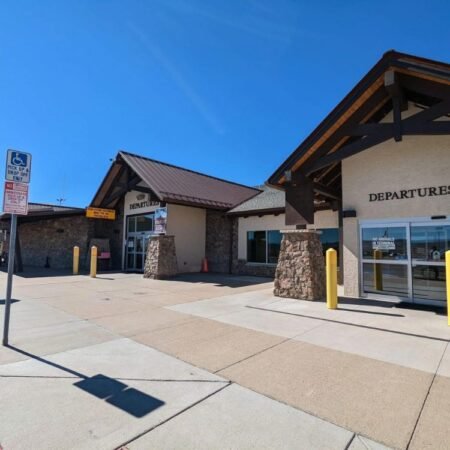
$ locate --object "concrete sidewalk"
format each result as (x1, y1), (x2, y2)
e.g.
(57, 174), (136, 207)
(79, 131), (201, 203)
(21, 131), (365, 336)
(1, 271), (448, 449)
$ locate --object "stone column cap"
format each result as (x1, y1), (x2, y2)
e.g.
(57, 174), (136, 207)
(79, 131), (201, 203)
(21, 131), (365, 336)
(280, 229), (322, 235)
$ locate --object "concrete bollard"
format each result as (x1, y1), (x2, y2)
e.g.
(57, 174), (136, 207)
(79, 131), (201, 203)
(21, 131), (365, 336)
(73, 246), (79, 275)
(90, 246), (97, 278)
(326, 248), (338, 309)
(446, 250), (450, 327)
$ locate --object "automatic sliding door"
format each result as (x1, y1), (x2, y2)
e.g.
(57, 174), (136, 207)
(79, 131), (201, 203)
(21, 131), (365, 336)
(361, 225), (409, 298)
(411, 224), (449, 304)
(126, 236), (136, 271)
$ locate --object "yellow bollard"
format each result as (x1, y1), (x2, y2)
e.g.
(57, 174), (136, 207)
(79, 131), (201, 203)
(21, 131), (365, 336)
(374, 249), (383, 291)
(73, 246), (79, 275)
(90, 246), (97, 278)
(446, 250), (450, 327)
(326, 248), (338, 309)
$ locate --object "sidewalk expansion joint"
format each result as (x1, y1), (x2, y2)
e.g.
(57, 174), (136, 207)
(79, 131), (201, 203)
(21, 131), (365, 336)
(114, 381), (233, 450)
(246, 305), (450, 343)
(0, 374), (228, 383)
(406, 340), (449, 450)
(343, 433), (356, 450)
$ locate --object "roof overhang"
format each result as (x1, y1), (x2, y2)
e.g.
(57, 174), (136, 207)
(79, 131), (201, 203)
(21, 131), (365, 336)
(267, 51), (450, 193)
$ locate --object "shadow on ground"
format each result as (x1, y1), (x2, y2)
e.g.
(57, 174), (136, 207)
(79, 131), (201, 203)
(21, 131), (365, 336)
(169, 273), (273, 288)
(5, 345), (165, 418)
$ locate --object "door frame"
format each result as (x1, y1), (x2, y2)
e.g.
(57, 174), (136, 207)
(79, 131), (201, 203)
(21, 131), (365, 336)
(359, 216), (449, 306)
(124, 213), (156, 273)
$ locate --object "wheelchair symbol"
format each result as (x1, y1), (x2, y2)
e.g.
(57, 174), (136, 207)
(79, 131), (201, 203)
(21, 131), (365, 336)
(11, 152), (27, 167)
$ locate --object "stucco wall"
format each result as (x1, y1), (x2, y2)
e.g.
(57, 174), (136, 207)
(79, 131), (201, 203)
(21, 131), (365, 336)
(166, 204), (206, 273)
(342, 133), (450, 296)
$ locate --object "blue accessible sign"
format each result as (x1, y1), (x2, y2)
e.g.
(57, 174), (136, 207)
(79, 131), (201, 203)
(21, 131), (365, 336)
(5, 149), (32, 183)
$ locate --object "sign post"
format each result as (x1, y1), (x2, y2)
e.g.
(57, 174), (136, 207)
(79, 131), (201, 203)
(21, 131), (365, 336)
(2, 149), (31, 346)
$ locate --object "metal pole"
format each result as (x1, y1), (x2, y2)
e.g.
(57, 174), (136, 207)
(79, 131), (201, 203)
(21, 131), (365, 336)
(3, 213), (17, 346)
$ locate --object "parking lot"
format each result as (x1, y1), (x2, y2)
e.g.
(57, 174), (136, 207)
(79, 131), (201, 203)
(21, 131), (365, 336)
(1, 271), (449, 450)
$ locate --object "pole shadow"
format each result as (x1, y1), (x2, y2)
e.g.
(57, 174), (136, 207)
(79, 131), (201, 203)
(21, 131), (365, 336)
(5, 345), (165, 418)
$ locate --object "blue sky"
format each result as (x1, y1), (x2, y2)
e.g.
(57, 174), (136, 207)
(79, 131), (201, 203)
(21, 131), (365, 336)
(0, 1), (448, 207)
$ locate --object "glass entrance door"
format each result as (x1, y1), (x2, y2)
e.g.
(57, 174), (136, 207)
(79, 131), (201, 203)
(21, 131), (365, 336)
(126, 235), (148, 271)
(360, 220), (449, 305)
(360, 224), (409, 298)
(411, 224), (450, 303)
(125, 213), (154, 272)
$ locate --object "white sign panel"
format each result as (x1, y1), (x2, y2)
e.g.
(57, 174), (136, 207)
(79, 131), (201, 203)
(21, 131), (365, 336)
(154, 207), (167, 234)
(372, 237), (396, 251)
(6, 149), (32, 183)
(3, 181), (29, 215)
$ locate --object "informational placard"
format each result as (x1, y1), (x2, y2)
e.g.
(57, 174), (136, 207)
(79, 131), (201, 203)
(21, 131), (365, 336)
(5, 150), (32, 183)
(372, 237), (395, 251)
(3, 181), (29, 215)
(154, 207), (167, 234)
(86, 207), (116, 220)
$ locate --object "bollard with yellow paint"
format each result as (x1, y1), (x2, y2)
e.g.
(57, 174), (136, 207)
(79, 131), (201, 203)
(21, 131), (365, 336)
(373, 249), (383, 291)
(446, 250), (450, 326)
(73, 246), (79, 275)
(326, 248), (338, 309)
(90, 246), (97, 278)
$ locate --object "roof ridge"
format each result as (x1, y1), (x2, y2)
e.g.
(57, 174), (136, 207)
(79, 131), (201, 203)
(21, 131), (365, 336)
(118, 150), (259, 192)
(29, 202), (84, 210)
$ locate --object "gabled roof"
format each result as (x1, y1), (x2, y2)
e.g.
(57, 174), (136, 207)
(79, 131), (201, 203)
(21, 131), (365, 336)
(267, 50), (450, 190)
(92, 151), (260, 210)
(228, 185), (285, 216)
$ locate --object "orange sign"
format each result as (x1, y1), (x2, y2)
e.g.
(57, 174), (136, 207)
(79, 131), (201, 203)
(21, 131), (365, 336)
(86, 207), (116, 220)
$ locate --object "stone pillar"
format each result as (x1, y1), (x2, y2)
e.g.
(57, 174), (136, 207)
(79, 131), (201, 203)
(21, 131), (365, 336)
(143, 235), (178, 279)
(274, 230), (325, 301)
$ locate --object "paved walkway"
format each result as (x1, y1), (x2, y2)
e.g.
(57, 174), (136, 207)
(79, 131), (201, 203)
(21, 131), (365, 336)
(0, 271), (448, 449)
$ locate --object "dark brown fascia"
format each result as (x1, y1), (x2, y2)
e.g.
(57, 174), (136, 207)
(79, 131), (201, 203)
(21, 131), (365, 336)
(267, 50), (450, 187)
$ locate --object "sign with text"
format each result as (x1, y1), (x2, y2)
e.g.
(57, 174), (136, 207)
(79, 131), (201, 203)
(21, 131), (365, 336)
(154, 207), (167, 234)
(372, 237), (395, 251)
(86, 207), (116, 220)
(5, 150), (32, 183)
(369, 185), (450, 202)
(3, 181), (29, 215)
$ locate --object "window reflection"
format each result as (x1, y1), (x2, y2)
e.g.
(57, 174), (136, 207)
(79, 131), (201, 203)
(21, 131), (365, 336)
(363, 263), (409, 297)
(361, 227), (408, 260)
(411, 225), (450, 262)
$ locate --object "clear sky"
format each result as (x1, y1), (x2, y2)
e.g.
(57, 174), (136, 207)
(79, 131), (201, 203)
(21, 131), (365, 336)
(0, 1), (448, 207)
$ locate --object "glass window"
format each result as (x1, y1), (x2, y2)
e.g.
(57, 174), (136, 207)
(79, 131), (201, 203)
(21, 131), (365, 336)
(136, 214), (154, 232)
(411, 225), (450, 262)
(362, 263), (409, 297)
(127, 216), (136, 233)
(361, 227), (408, 261)
(267, 230), (282, 264)
(247, 231), (267, 263)
(413, 265), (446, 301)
(317, 228), (339, 259)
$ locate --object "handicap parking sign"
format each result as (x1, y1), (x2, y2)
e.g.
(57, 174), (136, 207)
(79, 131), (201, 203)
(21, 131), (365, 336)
(6, 149), (32, 183)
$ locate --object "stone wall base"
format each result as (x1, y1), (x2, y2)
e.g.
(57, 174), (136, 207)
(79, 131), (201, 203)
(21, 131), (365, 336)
(144, 235), (178, 279)
(274, 230), (325, 301)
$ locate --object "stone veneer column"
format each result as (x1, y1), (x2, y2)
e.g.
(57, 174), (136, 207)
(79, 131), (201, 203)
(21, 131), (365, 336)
(143, 235), (178, 279)
(274, 230), (325, 301)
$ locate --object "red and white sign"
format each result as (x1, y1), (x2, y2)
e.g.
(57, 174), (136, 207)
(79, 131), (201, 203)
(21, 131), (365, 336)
(3, 181), (29, 215)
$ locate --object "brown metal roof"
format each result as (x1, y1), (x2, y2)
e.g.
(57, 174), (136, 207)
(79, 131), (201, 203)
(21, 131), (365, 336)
(92, 151), (260, 210)
(0, 203), (85, 221)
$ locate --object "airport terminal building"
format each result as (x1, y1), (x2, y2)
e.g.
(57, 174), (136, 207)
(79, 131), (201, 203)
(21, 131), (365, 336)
(267, 51), (450, 306)
(1, 50), (448, 306)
